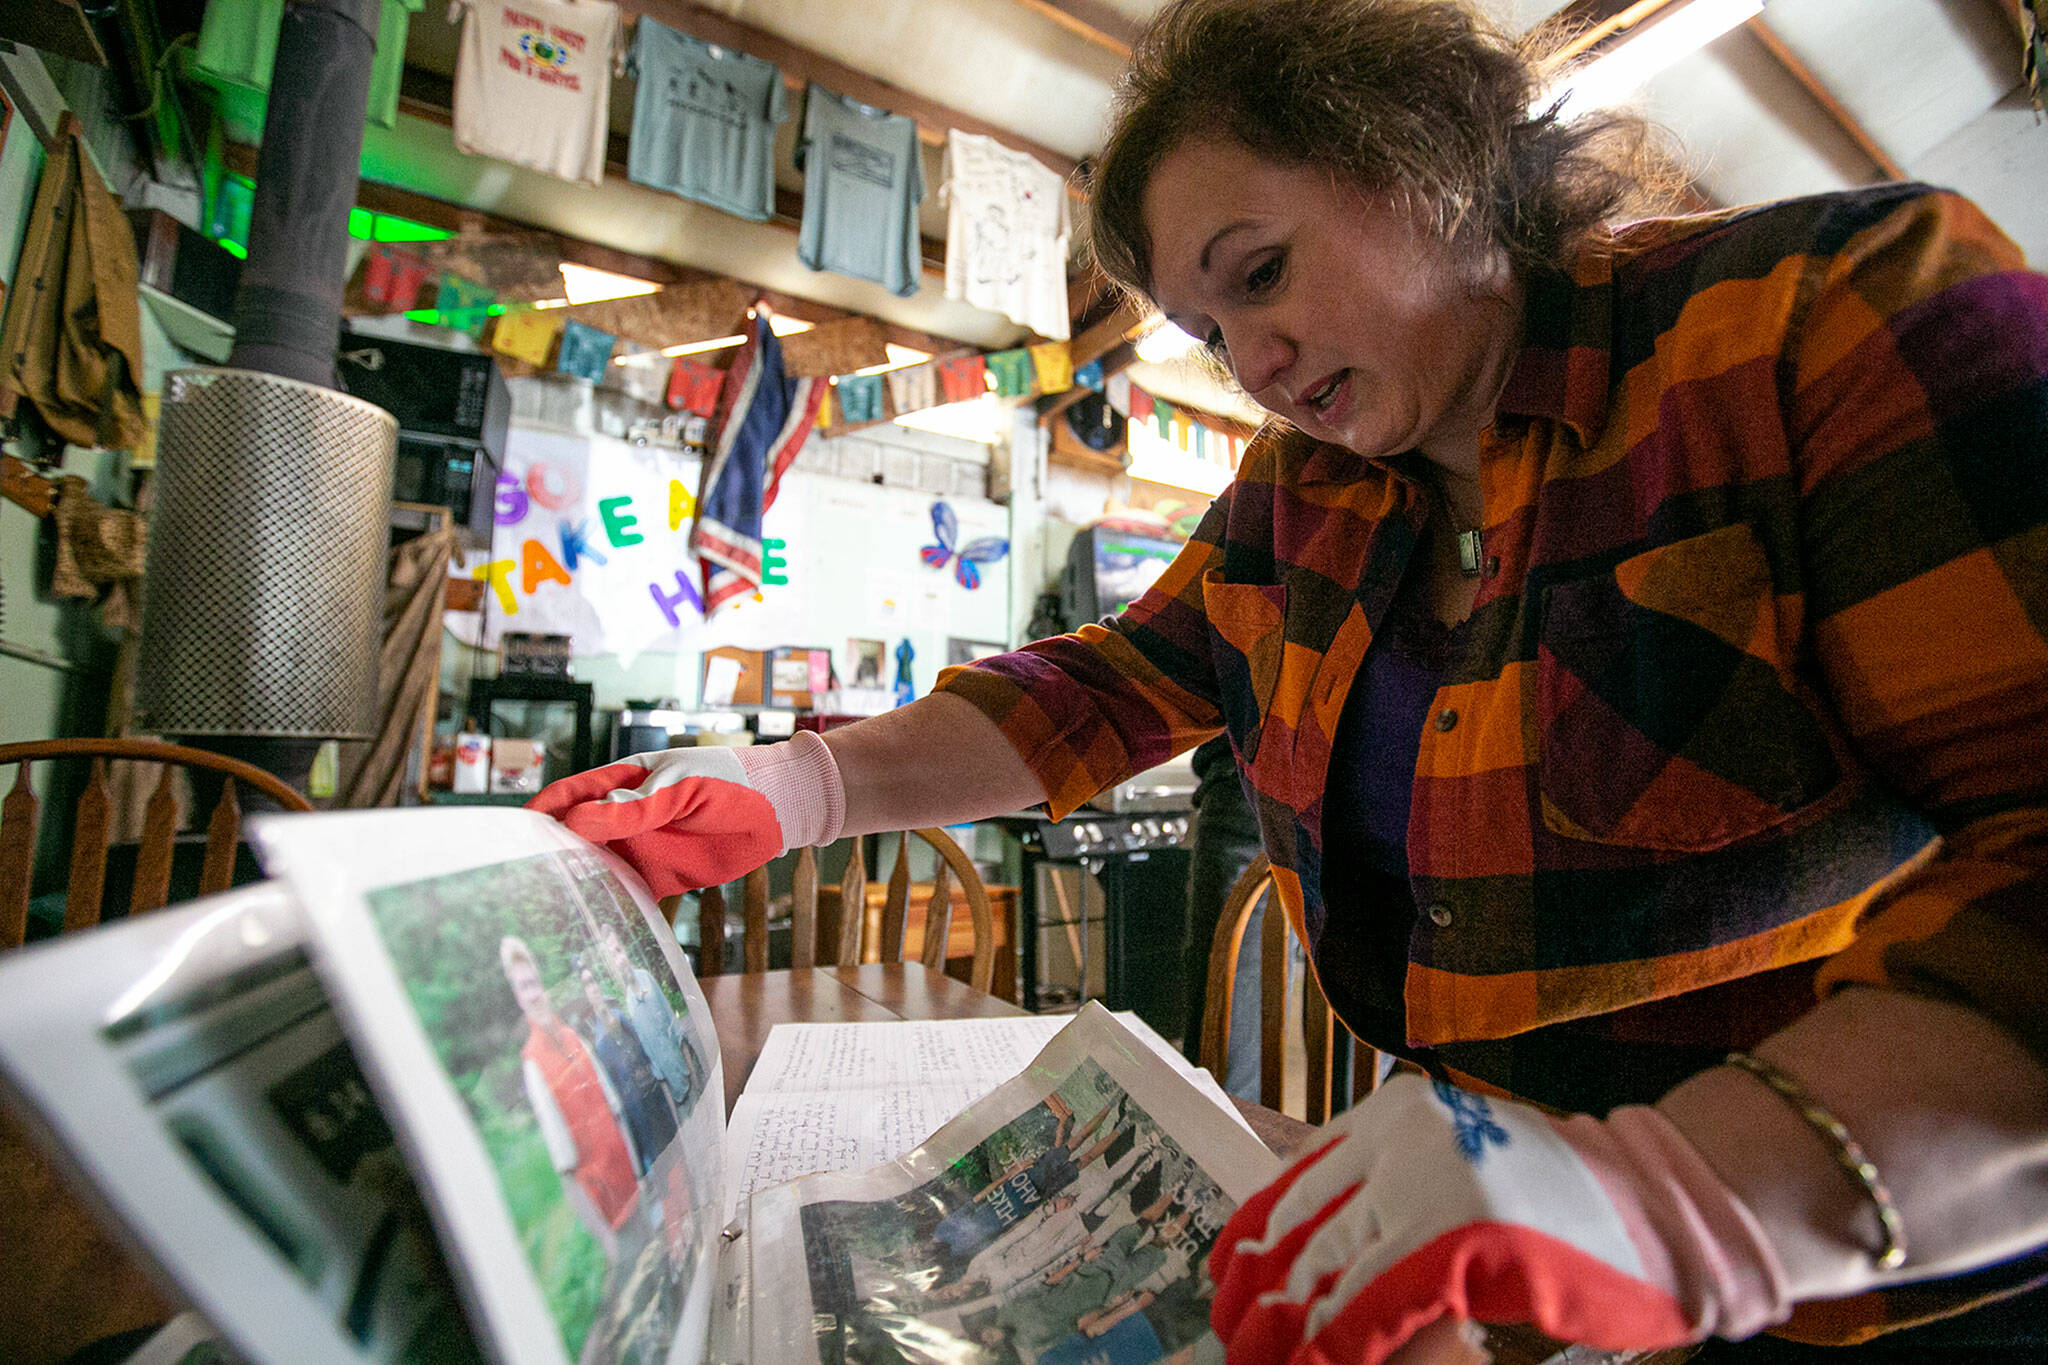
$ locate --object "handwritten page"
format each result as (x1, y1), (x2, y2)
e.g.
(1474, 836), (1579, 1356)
(723, 1012), (1251, 1221)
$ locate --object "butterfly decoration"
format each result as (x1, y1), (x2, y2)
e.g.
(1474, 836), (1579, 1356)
(920, 501), (1010, 590)
(1432, 1079), (1511, 1163)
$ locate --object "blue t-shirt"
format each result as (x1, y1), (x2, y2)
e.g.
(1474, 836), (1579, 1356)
(626, 19), (788, 221)
(797, 85), (927, 297)
(1035, 1312), (1165, 1365)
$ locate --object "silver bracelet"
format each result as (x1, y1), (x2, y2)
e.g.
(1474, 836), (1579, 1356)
(1724, 1051), (1906, 1270)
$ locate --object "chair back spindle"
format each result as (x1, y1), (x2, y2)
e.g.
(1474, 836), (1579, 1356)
(0, 739), (310, 953)
(789, 847), (818, 970)
(1203, 853), (1378, 1122)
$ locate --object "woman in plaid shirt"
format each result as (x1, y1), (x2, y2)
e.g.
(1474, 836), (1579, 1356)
(537, 0), (2048, 1358)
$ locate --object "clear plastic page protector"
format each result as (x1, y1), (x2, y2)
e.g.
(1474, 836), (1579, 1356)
(723, 1013), (1254, 1224)
(251, 808), (729, 1365)
(746, 1003), (1280, 1364)
(0, 884), (478, 1365)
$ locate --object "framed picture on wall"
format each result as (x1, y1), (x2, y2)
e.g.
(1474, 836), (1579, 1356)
(946, 638), (1005, 667)
(846, 638), (885, 688)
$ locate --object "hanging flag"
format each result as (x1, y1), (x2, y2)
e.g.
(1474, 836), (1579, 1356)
(986, 348), (1035, 397)
(938, 354), (988, 403)
(693, 311), (828, 614)
(886, 361), (938, 414)
(435, 272), (495, 337)
(1073, 357), (1105, 391)
(1105, 371), (1132, 417)
(667, 357), (725, 416)
(492, 308), (562, 367)
(557, 320), (617, 382)
(363, 245), (431, 313)
(1153, 396), (1175, 438)
(1030, 341), (1073, 395)
(835, 372), (886, 423)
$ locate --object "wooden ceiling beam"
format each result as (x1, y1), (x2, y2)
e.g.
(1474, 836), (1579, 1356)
(1005, 0), (1141, 59)
(1742, 17), (1905, 181)
(623, 1), (1080, 179)
(222, 140), (971, 357)
(1539, 0), (1683, 64)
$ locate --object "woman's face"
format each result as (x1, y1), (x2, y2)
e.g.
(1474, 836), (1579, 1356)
(1141, 137), (1522, 465)
(504, 955), (554, 1026)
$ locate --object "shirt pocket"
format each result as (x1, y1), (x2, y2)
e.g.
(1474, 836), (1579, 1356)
(1535, 522), (1839, 852)
(1202, 573), (1287, 752)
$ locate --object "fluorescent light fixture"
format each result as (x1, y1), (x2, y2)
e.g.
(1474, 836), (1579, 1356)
(767, 315), (815, 337)
(1544, 0), (1762, 119)
(1134, 316), (1203, 364)
(853, 342), (934, 377)
(558, 262), (662, 306)
(528, 297), (571, 309)
(661, 334), (746, 358)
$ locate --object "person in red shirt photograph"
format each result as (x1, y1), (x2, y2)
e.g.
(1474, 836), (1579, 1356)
(501, 935), (640, 1254)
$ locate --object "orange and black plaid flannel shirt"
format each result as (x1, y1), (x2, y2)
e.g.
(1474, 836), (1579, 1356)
(939, 184), (2048, 1332)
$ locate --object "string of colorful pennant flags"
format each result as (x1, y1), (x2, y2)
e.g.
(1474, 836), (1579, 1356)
(354, 240), (1251, 478)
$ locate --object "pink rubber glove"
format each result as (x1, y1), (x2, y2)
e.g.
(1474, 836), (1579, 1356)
(527, 731), (844, 896)
(1209, 1073), (1790, 1365)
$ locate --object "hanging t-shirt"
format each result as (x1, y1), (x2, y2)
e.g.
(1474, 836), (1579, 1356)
(195, 0), (423, 130)
(986, 349), (1035, 397)
(626, 20), (787, 221)
(886, 361), (938, 415)
(450, 0), (621, 186)
(941, 130), (1071, 339)
(797, 86), (926, 298)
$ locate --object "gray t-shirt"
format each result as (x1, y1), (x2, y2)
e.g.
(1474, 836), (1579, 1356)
(797, 85), (927, 297)
(626, 19), (788, 221)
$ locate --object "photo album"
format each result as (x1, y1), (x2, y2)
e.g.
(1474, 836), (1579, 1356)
(0, 808), (1279, 1364)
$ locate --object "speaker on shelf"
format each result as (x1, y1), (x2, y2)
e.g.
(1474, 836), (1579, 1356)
(335, 330), (509, 455)
(335, 331), (510, 546)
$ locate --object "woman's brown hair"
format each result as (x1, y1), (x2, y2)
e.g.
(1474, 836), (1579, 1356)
(1087, 0), (1676, 294)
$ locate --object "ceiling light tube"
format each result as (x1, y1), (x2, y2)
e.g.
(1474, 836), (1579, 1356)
(1546, 0), (1763, 118)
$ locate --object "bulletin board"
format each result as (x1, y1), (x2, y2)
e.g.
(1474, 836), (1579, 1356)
(448, 427), (1011, 693)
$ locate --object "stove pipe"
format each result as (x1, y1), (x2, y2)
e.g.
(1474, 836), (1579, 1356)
(138, 0), (397, 800)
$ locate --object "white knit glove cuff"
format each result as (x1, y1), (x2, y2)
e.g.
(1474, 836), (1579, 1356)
(733, 730), (846, 852)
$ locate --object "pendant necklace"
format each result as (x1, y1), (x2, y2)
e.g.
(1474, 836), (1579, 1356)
(1456, 528), (1484, 577)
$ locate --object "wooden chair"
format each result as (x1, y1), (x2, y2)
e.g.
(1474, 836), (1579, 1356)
(677, 827), (1000, 995)
(0, 737), (313, 952)
(0, 738), (310, 1363)
(1200, 853), (1380, 1124)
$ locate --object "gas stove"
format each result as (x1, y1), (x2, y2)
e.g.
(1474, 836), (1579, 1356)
(1022, 812), (1192, 861)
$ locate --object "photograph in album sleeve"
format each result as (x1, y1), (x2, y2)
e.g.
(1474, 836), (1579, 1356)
(795, 1058), (1230, 1365)
(358, 843), (718, 1362)
(117, 941), (481, 1364)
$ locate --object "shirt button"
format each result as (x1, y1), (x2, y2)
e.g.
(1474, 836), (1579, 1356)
(1436, 709), (1458, 732)
(1428, 904), (1453, 928)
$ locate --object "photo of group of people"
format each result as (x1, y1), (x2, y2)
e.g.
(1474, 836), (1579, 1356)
(796, 1059), (1232, 1365)
(363, 844), (718, 1363)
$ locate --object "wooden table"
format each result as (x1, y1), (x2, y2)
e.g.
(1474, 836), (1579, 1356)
(698, 963), (1317, 1158)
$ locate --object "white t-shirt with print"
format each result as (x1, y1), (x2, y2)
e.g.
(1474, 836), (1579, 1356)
(942, 129), (1072, 339)
(450, 0), (621, 185)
